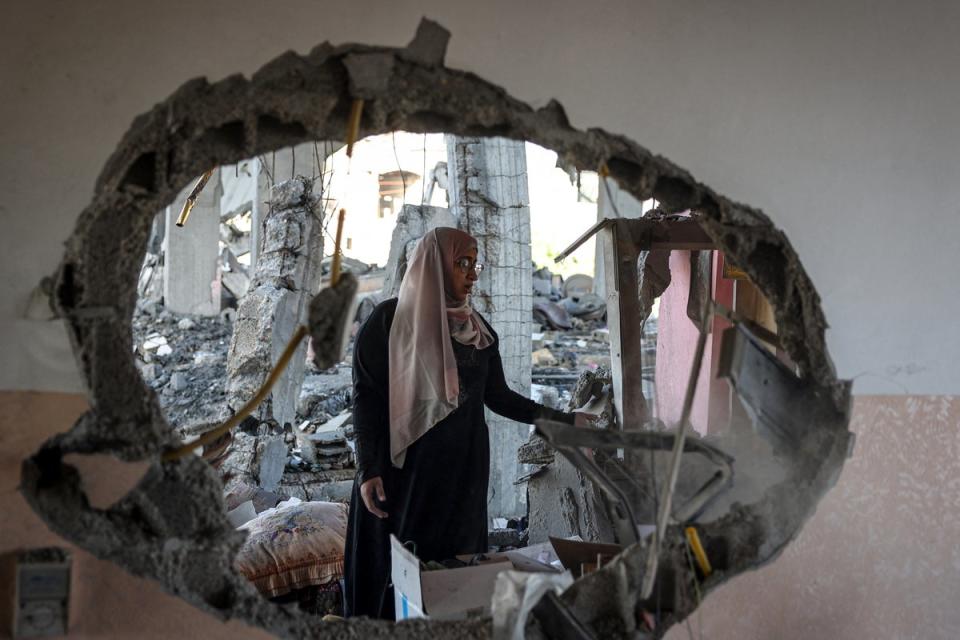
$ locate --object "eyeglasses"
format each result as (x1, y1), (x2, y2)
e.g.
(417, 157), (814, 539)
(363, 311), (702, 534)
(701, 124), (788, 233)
(454, 257), (485, 275)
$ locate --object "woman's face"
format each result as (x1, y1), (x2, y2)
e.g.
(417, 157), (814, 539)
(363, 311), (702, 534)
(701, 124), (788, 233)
(445, 246), (479, 302)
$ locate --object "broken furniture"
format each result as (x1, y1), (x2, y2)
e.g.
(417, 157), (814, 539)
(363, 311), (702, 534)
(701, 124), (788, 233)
(535, 418), (734, 546)
(555, 216), (713, 430)
(718, 322), (827, 450)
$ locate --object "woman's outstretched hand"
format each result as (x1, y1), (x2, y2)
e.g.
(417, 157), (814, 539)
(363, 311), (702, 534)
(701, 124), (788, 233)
(360, 476), (388, 519)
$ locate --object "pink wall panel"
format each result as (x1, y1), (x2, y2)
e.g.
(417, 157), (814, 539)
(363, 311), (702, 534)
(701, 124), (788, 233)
(666, 395), (960, 640)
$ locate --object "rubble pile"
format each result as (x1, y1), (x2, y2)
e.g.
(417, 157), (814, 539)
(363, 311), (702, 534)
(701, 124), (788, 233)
(132, 298), (361, 501)
(290, 411), (355, 472)
(132, 299), (233, 431)
(529, 269), (614, 403)
(278, 357), (359, 501)
(531, 266), (606, 330)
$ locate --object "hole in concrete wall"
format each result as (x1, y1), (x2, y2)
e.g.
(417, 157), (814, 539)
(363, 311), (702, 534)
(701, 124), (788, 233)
(24, 19), (853, 639)
(121, 151), (158, 191)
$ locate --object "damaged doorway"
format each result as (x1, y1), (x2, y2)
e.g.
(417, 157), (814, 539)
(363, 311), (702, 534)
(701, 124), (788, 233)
(24, 19), (853, 639)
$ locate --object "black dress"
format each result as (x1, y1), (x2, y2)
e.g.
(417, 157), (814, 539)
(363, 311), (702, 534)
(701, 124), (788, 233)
(343, 298), (572, 619)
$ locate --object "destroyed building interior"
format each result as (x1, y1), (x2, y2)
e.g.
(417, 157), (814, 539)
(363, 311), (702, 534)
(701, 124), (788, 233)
(2, 4), (959, 640)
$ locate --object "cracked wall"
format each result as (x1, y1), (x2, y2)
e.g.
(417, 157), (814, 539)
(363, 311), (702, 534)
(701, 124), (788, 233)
(19, 18), (853, 640)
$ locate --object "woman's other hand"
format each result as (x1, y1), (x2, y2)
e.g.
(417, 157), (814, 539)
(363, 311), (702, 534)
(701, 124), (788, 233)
(360, 476), (388, 519)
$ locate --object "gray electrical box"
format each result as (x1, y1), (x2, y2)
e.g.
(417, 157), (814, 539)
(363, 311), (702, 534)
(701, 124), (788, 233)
(14, 548), (70, 638)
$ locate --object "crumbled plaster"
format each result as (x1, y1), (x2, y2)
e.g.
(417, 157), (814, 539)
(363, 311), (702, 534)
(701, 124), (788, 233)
(21, 18), (852, 640)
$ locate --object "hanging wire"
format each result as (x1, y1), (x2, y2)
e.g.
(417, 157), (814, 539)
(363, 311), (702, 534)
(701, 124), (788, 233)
(259, 155), (274, 185)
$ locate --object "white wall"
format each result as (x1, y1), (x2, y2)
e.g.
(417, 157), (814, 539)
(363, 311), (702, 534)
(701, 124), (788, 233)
(1, 0), (958, 394)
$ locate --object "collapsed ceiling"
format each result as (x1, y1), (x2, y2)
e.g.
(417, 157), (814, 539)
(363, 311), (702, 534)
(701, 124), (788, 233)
(21, 18), (852, 639)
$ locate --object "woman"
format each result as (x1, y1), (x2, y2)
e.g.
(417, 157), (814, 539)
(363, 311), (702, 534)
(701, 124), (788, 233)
(343, 227), (578, 619)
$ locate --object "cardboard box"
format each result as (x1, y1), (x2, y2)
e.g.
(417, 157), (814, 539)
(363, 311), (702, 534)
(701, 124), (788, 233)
(548, 537), (622, 578)
(391, 535), (560, 620)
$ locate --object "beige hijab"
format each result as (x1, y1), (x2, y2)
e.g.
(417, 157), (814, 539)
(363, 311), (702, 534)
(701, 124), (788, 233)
(387, 227), (494, 468)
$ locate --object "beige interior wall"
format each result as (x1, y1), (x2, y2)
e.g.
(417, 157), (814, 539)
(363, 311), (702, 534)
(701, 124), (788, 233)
(0, 392), (271, 639)
(3, 1), (959, 637)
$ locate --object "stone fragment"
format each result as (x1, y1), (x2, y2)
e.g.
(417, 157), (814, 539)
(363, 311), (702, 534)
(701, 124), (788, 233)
(170, 372), (189, 391)
(382, 204), (456, 298)
(257, 437), (287, 493)
(532, 348), (558, 367)
(140, 363), (158, 382)
(402, 18), (451, 66)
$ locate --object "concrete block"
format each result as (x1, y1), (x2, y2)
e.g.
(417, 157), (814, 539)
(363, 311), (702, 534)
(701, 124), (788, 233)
(258, 436), (287, 493)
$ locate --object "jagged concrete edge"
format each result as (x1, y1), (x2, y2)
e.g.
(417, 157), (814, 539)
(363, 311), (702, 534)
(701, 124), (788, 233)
(22, 18), (852, 640)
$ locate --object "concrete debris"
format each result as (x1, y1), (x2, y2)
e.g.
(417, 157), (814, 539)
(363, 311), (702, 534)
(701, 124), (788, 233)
(220, 176), (324, 492)
(221, 268), (250, 301)
(532, 268), (607, 329)
(533, 299), (573, 330)
(224, 483), (282, 514)
(292, 412), (355, 471)
(559, 293), (606, 322)
(532, 348), (558, 367)
(517, 437), (555, 467)
(532, 266), (563, 300)
(257, 437), (287, 493)
(562, 274), (594, 298)
(225, 177), (323, 425)
(401, 17), (451, 67)
(525, 368), (616, 546)
(529, 328), (613, 399)
(321, 254), (376, 277)
(298, 367), (353, 419)
(132, 300), (232, 430)
(169, 371), (189, 391)
(382, 204), (456, 298)
(530, 384), (562, 410)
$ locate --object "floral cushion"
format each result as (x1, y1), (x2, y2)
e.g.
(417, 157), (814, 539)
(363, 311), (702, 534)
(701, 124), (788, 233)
(235, 499), (348, 598)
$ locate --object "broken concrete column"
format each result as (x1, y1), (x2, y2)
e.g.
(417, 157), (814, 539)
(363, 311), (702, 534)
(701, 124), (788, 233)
(382, 204), (456, 298)
(446, 135), (533, 519)
(163, 170), (221, 315)
(251, 142), (342, 270)
(219, 176), (324, 491)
